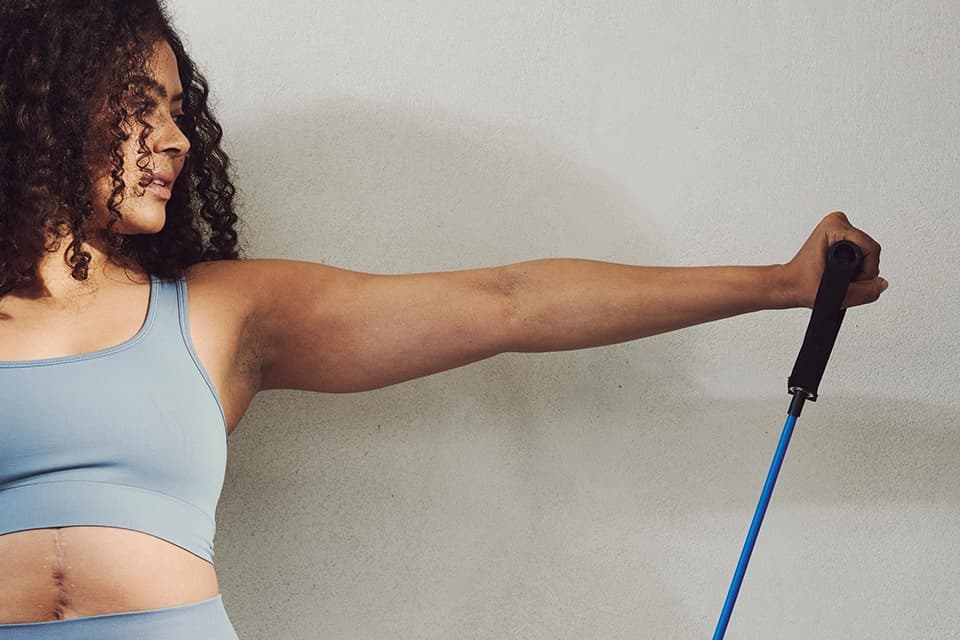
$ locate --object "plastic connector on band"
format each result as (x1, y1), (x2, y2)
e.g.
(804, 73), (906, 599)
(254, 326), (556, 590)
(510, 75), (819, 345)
(788, 391), (808, 418)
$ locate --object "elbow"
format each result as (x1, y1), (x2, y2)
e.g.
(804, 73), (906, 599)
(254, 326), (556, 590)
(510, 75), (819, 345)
(494, 265), (524, 352)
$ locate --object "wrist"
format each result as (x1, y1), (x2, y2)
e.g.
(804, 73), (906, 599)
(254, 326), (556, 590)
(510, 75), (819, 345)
(765, 263), (796, 310)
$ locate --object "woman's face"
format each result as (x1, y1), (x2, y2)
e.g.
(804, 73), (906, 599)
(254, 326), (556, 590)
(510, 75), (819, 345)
(86, 39), (190, 237)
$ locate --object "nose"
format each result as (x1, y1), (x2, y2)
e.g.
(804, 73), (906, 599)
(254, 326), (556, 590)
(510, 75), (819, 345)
(156, 119), (190, 158)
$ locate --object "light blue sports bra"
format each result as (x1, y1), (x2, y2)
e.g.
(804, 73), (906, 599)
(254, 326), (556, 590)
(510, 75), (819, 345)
(0, 273), (228, 564)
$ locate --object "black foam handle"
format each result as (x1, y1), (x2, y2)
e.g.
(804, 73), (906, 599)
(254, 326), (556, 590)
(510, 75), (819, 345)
(786, 240), (863, 402)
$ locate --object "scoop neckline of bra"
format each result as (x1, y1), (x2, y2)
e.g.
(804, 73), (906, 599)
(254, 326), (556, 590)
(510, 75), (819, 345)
(0, 274), (159, 368)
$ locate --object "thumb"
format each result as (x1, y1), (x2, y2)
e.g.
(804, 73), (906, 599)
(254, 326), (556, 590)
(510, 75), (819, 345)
(843, 277), (889, 308)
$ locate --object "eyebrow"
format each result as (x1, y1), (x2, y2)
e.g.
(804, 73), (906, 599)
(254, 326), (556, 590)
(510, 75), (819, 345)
(158, 87), (185, 104)
(130, 76), (184, 104)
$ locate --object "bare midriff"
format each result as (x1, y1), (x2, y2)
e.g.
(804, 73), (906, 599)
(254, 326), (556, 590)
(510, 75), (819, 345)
(0, 527), (220, 623)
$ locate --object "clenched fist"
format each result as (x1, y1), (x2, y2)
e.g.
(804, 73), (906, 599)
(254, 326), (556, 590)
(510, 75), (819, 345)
(775, 212), (887, 309)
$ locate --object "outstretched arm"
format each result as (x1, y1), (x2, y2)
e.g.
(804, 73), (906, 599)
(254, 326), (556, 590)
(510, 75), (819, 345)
(244, 211), (885, 394)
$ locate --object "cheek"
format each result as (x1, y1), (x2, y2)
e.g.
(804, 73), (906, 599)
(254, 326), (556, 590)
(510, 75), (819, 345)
(86, 115), (150, 176)
(90, 140), (148, 196)
(89, 169), (144, 221)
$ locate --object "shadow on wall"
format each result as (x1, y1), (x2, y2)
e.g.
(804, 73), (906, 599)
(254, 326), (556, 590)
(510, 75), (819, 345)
(211, 100), (957, 639)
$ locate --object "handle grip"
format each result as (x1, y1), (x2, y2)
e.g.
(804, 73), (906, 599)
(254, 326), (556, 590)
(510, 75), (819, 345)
(786, 240), (863, 406)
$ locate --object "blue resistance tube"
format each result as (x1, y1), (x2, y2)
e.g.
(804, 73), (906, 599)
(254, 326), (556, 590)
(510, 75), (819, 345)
(713, 412), (798, 639)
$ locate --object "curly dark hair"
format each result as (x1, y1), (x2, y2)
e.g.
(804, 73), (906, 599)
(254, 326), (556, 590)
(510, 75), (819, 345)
(0, 0), (248, 299)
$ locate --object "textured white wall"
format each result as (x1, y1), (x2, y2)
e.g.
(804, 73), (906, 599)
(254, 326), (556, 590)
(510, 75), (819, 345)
(164, 1), (959, 638)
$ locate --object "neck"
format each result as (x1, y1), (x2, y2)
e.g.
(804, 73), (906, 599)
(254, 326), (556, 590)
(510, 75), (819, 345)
(4, 233), (144, 306)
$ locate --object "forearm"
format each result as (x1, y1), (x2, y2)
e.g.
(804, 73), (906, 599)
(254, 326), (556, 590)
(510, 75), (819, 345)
(500, 259), (788, 353)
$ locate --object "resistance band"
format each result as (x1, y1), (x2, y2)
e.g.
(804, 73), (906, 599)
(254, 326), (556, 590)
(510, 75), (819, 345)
(713, 240), (864, 639)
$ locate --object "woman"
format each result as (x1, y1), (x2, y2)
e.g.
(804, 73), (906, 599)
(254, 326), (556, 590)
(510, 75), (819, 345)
(0, 1), (888, 638)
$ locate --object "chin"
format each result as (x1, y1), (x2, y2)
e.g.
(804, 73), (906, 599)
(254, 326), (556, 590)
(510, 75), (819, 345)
(89, 194), (167, 235)
(112, 211), (167, 235)
(128, 219), (166, 235)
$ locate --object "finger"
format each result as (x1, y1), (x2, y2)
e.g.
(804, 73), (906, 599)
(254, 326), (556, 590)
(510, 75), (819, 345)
(825, 213), (882, 281)
(843, 277), (889, 308)
(846, 227), (881, 281)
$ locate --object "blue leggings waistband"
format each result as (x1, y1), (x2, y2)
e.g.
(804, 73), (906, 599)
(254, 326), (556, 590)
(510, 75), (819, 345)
(0, 593), (238, 640)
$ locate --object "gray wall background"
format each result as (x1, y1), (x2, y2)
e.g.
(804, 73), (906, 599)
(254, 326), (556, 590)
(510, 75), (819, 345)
(164, 1), (959, 638)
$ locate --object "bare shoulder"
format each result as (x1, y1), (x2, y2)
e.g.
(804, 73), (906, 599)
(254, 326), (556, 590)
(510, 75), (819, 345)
(183, 258), (262, 308)
(179, 257), (370, 395)
(183, 257), (258, 288)
(177, 259), (295, 428)
(181, 258), (271, 386)
(182, 257), (364, 327)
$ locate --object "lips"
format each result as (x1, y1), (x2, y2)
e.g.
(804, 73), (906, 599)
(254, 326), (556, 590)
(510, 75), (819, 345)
(139, 170), (176, 188)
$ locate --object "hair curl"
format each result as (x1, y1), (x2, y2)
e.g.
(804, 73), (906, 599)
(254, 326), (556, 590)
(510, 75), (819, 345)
(0, 0), (248, 299)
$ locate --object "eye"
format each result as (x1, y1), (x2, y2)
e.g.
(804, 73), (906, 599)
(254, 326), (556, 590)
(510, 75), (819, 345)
(173, 114), (186, 126)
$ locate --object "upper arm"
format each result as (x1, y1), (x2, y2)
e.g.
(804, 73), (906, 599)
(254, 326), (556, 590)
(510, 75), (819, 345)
(244, 258), (515, 393)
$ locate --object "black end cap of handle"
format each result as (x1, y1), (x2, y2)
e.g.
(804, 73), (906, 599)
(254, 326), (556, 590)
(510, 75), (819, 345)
(786, 240), (863, 403)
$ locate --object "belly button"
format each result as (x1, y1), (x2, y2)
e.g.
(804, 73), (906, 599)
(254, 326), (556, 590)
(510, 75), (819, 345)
(52, 596), (69, 620)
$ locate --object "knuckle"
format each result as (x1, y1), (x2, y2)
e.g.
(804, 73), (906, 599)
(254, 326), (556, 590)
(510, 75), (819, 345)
(829, 211), (848, 222)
